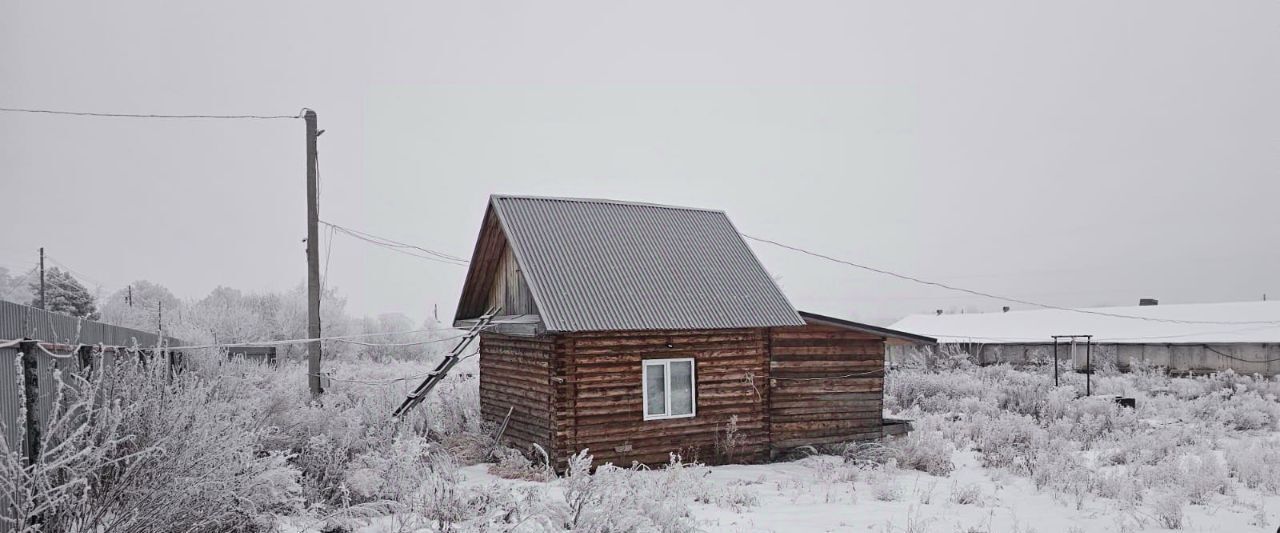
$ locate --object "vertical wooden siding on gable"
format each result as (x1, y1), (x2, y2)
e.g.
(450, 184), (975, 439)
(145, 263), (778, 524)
(485, 245), (537, 316)
(767, 324), (885, 451)
(479, 333), (557, 456)
(555, 328), (771, 468)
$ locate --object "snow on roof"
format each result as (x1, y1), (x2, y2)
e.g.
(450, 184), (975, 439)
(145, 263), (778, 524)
(888, 300), (1280, 344)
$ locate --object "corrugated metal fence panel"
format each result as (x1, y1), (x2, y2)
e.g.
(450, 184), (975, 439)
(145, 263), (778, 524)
(0, 347), (20, 457)
(0, 299), (176, 347)
(0, 299), (181, 459)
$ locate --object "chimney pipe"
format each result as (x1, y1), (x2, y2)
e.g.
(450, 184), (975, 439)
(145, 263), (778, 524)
(1139, 298), (1158, 306)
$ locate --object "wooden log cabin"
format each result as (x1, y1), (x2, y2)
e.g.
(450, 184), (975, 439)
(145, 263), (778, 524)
(455, 195), (933, 468)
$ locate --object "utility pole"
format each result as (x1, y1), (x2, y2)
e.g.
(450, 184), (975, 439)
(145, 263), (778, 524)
(158, 301), (163, 332)
(305, 109), (323, 397)
(127, 285), (133, 307)
(38, 247), (45, 309)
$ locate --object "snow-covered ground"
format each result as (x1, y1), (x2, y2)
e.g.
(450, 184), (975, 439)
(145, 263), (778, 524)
(262, 361), (1280, 533)
(448, 445), (1276, 533)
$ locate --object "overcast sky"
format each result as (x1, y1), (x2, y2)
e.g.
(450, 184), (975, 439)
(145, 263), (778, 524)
(2, 1), (1277, 325)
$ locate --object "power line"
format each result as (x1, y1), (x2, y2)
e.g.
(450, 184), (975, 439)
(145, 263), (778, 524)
(309, 351), (479, 386)
(321, 225), (336, 292)
(0, 106), (302, 120)
(163, 319), (513, 351)
(322, 221), (468, 266)
(165, 331), (464, 351)
(741, 233), (1280, 326)
(46, 256), (111, 290)
(323, 220), (467, 262)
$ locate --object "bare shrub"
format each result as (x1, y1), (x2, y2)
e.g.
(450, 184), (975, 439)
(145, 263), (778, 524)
(714, 414), (742, 464)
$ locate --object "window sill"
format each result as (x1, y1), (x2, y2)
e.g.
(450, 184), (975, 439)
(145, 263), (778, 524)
(643, 413), (696, 421)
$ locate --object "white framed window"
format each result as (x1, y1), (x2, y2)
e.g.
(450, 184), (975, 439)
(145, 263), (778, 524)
(642, 358), (696, 420)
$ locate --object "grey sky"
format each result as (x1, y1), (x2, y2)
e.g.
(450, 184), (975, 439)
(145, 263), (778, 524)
(2, 1), (1277, 325)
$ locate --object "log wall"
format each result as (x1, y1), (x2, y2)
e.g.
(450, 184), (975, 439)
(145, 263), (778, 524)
(481, 325), (888, 469)
(554, 328), (771, 468)
(767, 324), (885, 451)
(479, 333), (557, 456)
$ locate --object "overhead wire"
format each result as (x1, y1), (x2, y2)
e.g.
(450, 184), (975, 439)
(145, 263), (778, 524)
(741, 233), (1280, 326)
(309, 350), (479, 386)
(0, 106), (303, 120)
(321, 221), (468, 265)
(46, 255), (112, 291)
(321, 225), (336, 292)
(164, 320), (510, 351)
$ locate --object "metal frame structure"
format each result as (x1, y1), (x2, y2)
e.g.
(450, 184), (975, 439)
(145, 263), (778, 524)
(1052, 334), (1093, 396)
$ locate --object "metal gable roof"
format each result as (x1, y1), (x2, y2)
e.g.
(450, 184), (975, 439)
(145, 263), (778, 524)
(486, 195), (804, 332)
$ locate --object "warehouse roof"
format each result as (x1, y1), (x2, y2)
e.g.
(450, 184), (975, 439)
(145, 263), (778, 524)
(889, 301), (1280, 345)
(456, 195), (804, 332)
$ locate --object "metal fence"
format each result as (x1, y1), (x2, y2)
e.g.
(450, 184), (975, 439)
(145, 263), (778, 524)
(0, 299), (181, 459)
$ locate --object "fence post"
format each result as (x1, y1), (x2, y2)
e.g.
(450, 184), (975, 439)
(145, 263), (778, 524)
(19, 340), (39, 466)
(77, 344), (93, 374)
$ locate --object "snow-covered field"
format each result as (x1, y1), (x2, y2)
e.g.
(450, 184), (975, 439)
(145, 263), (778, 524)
(299, 358), (1280, 533)
(8, 352), (1280, 532)
(449, 445), (1276, 533)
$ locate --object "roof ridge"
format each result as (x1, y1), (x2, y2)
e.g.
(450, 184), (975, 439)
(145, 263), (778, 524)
(490, 194), (726, 214)
(897, 299), (1280, 321)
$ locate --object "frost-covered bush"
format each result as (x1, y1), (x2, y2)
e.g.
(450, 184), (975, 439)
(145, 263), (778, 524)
(886, 363), (1280, 517)
(1182, 452), (1232, 504)
(490, 446), (555, 481)
(868, 466), (903, 502)
(1092, 469), (1143, 505)
(1225, 439), (1280, 493)
(552, 450), (700, 533)
(885, 427), (954, 476)
(1151, 492), (1186, 529)
(0, 355), (303, 532)
(1046, 396), (1137, 448)
(970, 413), (1049, 472)
(344, 435), (436, 501)
(949, 482), (984, 505)
(884, 367), (992, 415)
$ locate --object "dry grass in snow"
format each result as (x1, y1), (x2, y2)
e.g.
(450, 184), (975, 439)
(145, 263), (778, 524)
(6, 348), (1280, 532)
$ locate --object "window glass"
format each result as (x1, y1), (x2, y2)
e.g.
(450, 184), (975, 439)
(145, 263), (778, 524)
(644, 362), (666, 416)
(669, 360), (694, 416)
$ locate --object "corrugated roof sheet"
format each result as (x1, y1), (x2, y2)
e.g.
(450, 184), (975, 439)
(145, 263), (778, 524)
(488, 195), (803, 332)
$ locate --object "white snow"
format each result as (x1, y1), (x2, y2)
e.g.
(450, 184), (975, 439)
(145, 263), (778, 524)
(890, 300), (1280, 344)
(449, 450), (1279, 532)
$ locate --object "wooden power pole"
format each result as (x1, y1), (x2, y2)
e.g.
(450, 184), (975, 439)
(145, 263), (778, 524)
(38, 247), (45, 309)
(305, 109), (323, 396)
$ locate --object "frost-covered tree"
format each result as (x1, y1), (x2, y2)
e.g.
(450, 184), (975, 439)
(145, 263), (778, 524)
(99, 280), (181, 332)
(27, 267), (98, 319)
(0, 267), (36, 304)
